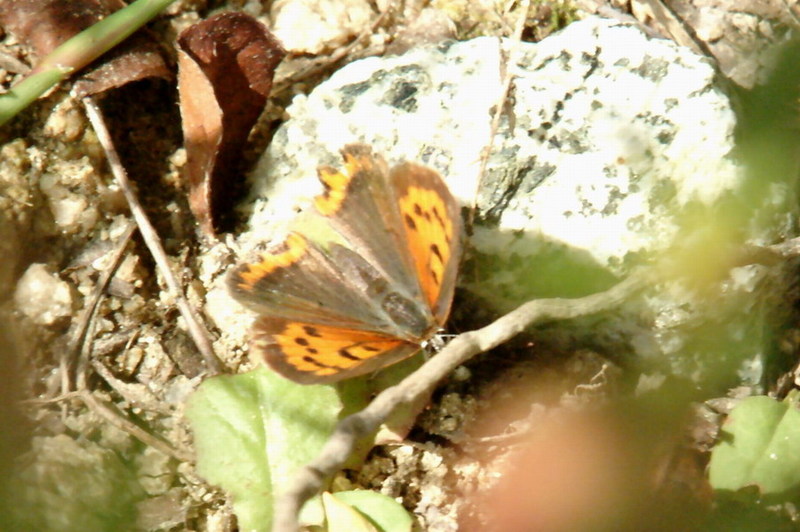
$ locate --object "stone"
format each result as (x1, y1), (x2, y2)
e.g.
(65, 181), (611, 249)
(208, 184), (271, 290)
(270, 0), (374, 54)
(14, 263), (73, 326)
(232, 16), (793, 386)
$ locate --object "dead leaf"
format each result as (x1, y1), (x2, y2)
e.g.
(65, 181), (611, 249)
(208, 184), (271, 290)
(0, 0), (169, 97)
(177, 12), (285, 235)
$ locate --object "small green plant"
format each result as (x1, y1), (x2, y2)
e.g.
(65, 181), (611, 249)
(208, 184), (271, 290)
(0, 0), (176, 126)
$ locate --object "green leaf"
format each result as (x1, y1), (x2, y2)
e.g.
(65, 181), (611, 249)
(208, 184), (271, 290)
(323, 492), (377, 532)
(709, 395), (800, 496)
(185, 368), (344, 532)
(332, 490), (413, 532)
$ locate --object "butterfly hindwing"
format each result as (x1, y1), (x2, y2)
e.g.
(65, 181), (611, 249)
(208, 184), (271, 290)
(254, 317), (421, 383)
(228, 144), (463, 384)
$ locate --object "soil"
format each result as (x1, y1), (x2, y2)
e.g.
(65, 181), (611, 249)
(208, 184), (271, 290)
(1, 1), (798, 531)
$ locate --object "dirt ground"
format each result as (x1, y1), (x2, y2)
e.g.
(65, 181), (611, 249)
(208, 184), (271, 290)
(1, 1), (799, 531)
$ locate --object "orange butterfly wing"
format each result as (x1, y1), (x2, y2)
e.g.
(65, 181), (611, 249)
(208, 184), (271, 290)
(392, 162), (462, 325)
(228, 144), (462, 383)
(253, 317), (420, 384)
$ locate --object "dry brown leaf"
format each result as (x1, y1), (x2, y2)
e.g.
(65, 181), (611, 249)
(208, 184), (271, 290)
(177, 12), (285, 235)
(0, 0), (169, 97)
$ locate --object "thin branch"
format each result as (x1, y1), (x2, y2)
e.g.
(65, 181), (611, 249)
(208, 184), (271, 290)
(271, 269), (652, 531)
(79, 390), (189, 461)
(469, 0), (531, 229)
(83, 97), (223, 375)
(768, 237), (800, 258)
(784, 0), (800, 26)
(270, 6), (391, 97)
(78, 223), (135, 382)
(0, 0), (176, 126)
(636, 0), (716, 59)
(91, 359), (173, 416)
(60, 221), (136, 396)
(25, 387), (187, 460)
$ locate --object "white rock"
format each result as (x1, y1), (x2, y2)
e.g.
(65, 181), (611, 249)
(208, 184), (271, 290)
(39, 165), (99, 233)
(233, 17), (788, 384)
(249, 18), (741, 252)
(49, 191), (90, 230)
(14, 263), (73, 326)
(471, 17), (742, 288)
(246, 35), (503, 236)
(270, 0), (373, 54)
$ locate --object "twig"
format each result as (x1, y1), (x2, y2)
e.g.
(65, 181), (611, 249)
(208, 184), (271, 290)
(270, 6), (391, 97)
(23, 391), (83, 405)
(573, 0), (663, 39)
(469, 0), (530, 229)
(784, 0), (800, 26)
(71, 220), (136, 394)
(61, 222), (136, 396)
(83, 97), (224, 375)
(62, 223), (178, 452)
(271, 269), (652, 531)
(79, 390), (189, 461)
(91, 359), (173, 416)
(0, 0), (176, 126)
(635, 0), (714, 58)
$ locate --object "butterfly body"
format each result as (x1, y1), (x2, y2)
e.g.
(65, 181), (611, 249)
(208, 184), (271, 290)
(229, 144), (462, 383)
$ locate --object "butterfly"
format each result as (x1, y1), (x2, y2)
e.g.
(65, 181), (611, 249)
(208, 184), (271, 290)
(228, 144), (462, 384)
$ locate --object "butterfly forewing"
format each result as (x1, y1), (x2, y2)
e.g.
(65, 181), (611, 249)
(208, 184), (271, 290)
(313, 145), (429, 319)
(229, 233), (398, 331)
(228, 144), (463, 384)
(391, 162), (462, 325)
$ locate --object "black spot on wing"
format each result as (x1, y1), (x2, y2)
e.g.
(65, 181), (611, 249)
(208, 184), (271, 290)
(432, 206), (446, 229)
(303, 325), (322, 337)
(430, 243), (443, 262)
(302, 356), (331, 369)
(338, 348), (361, 361)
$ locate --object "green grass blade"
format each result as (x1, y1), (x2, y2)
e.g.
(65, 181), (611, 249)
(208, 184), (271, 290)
(0, 0), (176, 126)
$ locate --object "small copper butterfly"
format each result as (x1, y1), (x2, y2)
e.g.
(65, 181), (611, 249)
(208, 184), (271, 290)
(228, 144), (462, 383)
